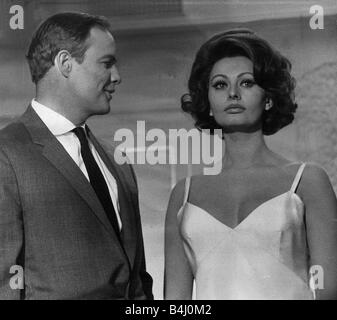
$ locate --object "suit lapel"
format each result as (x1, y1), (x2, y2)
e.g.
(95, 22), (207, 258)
(19, 106), (125, 252)
(88, 131), (137, 268)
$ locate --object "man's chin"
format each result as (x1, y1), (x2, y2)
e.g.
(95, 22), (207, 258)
(96, 103), (111, 115)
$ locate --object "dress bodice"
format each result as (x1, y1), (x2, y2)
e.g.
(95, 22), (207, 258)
(177, 163), (314, 300)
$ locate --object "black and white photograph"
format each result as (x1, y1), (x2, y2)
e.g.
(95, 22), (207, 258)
(0, 0), (336, 305)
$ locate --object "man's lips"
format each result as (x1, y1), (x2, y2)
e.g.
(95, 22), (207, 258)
(224, 104), (245, 113)
(104, 88), (115, 100)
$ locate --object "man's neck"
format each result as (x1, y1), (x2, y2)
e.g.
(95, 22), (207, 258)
(35, 94), (87, 126)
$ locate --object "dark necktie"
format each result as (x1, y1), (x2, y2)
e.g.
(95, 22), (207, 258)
(72, 127), (121, 239)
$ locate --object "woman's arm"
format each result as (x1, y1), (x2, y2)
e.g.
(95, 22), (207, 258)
(299, 163), (337, 299)
(164, 179), (194, 300)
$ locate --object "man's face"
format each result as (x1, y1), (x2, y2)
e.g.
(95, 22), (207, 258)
(69, 27), (121, 120)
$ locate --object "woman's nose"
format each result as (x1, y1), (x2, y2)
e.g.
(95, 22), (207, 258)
(228, 84), (240, 100)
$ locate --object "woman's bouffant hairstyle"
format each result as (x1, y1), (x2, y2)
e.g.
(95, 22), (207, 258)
(26, 12), (111, 84)
(181, 29), (297, 135)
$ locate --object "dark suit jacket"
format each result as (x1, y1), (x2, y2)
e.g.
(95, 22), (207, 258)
(0, 106), (153, 299)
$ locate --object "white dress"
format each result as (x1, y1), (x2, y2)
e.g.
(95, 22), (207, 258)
(177, 163), (315, 300)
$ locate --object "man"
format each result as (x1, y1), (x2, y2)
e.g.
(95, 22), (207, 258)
(0, 12), (153, 300)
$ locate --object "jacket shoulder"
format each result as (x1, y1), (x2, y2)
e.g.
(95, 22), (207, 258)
(0, 115), (35, 167)
(0, 118), (29, 146)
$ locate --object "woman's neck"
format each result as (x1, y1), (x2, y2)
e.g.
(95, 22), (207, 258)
(222, 131), (271, 170)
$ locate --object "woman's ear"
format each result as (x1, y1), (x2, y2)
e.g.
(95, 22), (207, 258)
(265, 97), (273, 111)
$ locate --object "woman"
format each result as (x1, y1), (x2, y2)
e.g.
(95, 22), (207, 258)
(164, 29), (337, 300)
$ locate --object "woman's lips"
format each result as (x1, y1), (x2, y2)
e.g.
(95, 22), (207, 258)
(224, 104), (245, 114)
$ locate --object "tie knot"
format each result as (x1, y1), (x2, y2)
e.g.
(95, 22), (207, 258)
(72, 127), (87, 144)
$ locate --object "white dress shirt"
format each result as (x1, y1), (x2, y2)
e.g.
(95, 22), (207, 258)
(31, 99), (122, 230)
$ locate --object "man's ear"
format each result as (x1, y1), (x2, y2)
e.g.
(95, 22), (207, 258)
(54, 50), (72, 78)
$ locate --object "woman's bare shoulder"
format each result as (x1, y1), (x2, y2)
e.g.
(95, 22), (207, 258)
(302, 162), (331, 184)
(298, 162), (334, 199)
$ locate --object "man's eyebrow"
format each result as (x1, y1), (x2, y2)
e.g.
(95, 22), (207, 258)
(99, 55), (117, 63)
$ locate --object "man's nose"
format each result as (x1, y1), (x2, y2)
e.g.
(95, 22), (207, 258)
(110, 66), (121, 85)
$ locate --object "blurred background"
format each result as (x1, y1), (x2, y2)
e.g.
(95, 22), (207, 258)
(0, 0), (337, 299)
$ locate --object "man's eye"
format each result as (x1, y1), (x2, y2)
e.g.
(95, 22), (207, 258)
(241, 79), (255, 87)
(212, 81), (227, 89)
(103, 61), (114, 68)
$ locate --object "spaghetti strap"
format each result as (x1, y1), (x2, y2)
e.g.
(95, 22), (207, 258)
(290, 163), (306, 193)
(177, 177), (191, 220)
(183, 176), (191, 205)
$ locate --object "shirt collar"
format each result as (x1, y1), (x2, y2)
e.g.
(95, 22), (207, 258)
(31, 99), (81, 136)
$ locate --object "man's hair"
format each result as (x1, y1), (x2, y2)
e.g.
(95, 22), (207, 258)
(26, 12), (112, 84)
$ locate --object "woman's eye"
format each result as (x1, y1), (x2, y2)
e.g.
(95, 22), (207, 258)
(240, 79), (255, 87)
(212, 81), (227, 89)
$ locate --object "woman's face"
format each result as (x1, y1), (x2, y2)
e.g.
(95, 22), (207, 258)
(208, 56), (266, 133)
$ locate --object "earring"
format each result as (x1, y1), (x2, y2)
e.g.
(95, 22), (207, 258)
(209, 109), (213, 116)
(265, 99), (273, 111)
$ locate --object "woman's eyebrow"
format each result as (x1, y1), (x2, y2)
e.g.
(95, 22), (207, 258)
(209, 74), (228, 82)
(210, 71), (253, 82)
(237, 72), (253, 77)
